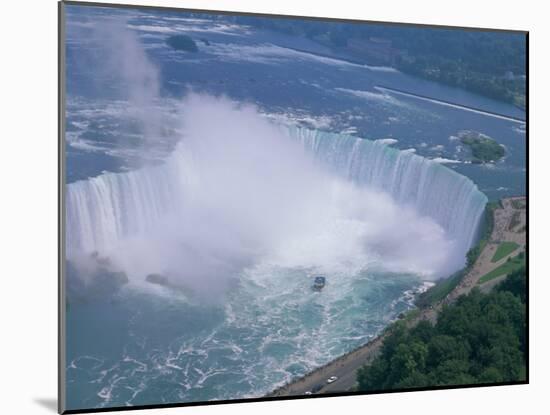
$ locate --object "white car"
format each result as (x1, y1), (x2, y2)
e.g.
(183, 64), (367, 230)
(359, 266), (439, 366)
(326, 376), (338, 384)
(304, 391), (312, 395)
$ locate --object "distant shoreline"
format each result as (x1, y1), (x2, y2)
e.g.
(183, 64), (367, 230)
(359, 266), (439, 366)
(375, 85), (526, 124)
(275, 46), (525, 117)
(281, 45), (390, 69)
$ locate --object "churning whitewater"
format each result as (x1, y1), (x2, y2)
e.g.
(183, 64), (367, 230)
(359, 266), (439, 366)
(66, 95), (487, 293)
(62, 7), (525, 408)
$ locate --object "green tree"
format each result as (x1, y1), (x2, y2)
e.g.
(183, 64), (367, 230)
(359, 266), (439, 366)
(410, 320), (435, 343)
(387, 341), (428, 385)
(497, 265), (526, 302)
(357, 357), (389, 390)
(478, 367), (504, 383)
(432, 359), (472, 385)
(356, 267), (526, 391)
(427, 335), (470, 368)
(395, 371), (433, 388)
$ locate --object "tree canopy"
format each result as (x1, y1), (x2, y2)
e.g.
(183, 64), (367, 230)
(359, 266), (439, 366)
(357, 266), (526, 391)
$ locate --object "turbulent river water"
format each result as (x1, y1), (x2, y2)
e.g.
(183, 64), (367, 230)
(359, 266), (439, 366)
(64, 5), (523, 410)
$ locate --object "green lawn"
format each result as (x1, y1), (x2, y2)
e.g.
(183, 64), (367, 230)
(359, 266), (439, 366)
(491, 241), (520, 263)
(479, 256), (525, 284)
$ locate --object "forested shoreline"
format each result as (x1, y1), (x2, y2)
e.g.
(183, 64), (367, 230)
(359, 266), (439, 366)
(356, 266), (526, 391)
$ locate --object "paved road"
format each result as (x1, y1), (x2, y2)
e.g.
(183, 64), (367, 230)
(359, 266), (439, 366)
(268, 334), (386, 396)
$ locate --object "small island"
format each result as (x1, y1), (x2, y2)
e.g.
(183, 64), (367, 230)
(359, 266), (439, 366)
(166, 34), (199, 52)
(458, 130), (506, 163)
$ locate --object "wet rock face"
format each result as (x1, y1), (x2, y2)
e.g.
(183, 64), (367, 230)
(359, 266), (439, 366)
(145, 273), (170, 286)
(166, 34), (199, 52)
(145, 273), (196, 298)
(65, 254), (129, 305)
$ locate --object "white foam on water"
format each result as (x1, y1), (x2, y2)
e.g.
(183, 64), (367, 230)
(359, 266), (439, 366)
(364, 64), (399, 73)
(340, 126), (358, 135)
(128, 22), (249, 37)
(261, 110), (333, 130)
(431, 157), (462, 164)
(375, 137), (399, 146)
(206, 43), (372, 69)
(335, 88), (415, 111)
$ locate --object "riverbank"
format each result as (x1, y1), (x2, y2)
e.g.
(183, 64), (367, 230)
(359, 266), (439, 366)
(375, 85), (526, 124)
(267, 196), (526, 397)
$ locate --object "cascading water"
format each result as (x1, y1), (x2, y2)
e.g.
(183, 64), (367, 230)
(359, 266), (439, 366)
(66, 154), (190, 255)
(66, 123), (487, 278)
(289, 126), (488, 262)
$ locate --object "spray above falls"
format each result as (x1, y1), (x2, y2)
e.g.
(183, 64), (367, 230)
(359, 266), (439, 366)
(66, 95), (487, 294)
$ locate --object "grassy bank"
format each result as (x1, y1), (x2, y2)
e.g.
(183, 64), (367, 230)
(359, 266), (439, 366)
(492, 241), (520, 263)
(416, 201), (497, 308)
(480, 253), (525, 284)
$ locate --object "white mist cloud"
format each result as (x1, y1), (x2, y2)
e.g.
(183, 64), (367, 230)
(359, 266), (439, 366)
(68, 21), (458, 300)
(87, 16), (165, 144)
(72, 95), (457, 301)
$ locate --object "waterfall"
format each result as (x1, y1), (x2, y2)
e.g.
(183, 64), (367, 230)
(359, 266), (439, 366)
(66, 149), (196, 254)
(66, 126), (487, 270)
(288, 126), (488, 259)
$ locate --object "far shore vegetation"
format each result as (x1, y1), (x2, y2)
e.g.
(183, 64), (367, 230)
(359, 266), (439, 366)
(226, 16), (526, 108)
